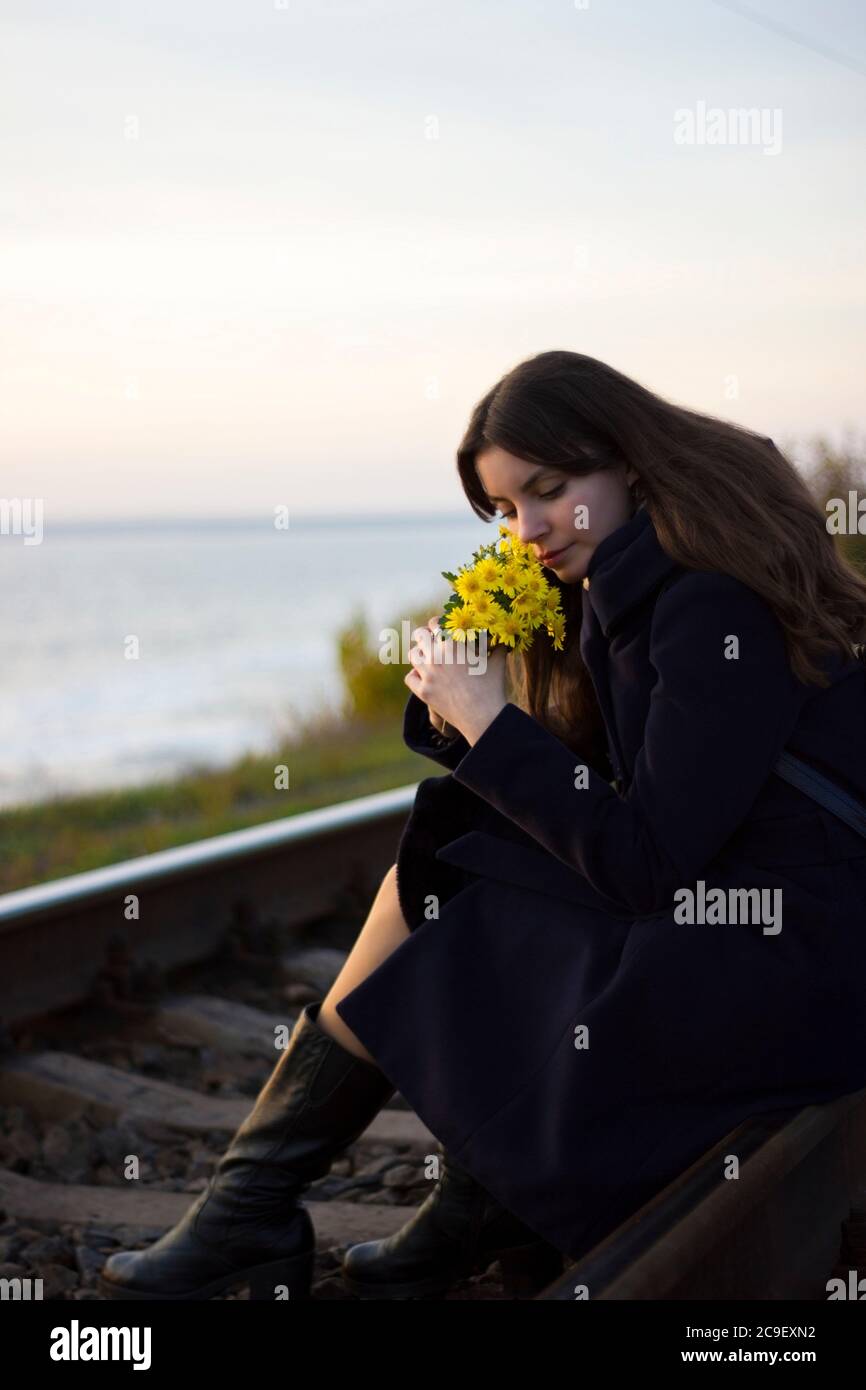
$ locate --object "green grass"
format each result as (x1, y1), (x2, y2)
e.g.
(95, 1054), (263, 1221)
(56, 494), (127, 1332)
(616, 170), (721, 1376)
(0, 708), (430, 896)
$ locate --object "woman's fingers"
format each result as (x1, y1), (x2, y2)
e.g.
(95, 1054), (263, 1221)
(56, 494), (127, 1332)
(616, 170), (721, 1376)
(407, 619), (447, 698)
(409, 619), (443, 664)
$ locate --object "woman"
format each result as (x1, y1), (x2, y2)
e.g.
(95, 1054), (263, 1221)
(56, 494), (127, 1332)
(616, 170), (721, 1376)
(101, 350), (866, 1302)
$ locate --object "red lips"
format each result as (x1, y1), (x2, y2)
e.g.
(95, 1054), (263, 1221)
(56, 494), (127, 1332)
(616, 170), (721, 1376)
(537, 544), (568, 564)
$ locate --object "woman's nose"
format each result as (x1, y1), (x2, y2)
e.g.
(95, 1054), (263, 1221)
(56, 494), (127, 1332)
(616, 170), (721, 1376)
(517, 515), (546, 547)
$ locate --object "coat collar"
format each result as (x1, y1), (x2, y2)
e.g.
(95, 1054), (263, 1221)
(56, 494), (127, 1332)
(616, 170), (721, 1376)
(582, 504), (680, 638)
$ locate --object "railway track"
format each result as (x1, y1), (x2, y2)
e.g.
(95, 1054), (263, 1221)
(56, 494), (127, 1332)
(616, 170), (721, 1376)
(0, 786), (518, 1300)
(1, 784), (865, 1304)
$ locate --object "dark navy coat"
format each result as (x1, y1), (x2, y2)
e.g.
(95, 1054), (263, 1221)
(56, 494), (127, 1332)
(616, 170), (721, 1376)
(335, 504), (866, 1261)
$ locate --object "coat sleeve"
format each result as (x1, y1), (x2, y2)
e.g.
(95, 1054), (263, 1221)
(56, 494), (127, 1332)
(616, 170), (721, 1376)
(450, 572), (809, 915)
(403, 690), (472, 772)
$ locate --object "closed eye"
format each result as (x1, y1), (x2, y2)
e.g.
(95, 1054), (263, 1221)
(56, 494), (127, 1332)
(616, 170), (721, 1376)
(497, 483), (565, 521)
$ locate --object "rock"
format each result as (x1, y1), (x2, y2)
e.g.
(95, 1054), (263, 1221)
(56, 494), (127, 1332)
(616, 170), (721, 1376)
(312, 1274), (353, 1299)
(93, 1164), (126, 1186)
(280, 947), (348, 996)
(74, 1245), (107, 1280)
(1, 1106), (27, 1130)
(128, 1043), (167, 1071)
(304, 1175), (356, 1200)
(95, 1124), (155, 1170)
(8, 1226), (42, 1246)
(40, 1124), (71, 1164)
(19, 1235), (75, 1268)
(30, 1262), (79, 1298)
(2, 1128), (39, 1164)
(283, 983), (319, 1006)
(40, 1124), (93, 1183)
(80, 1227), (120, 1249)
(382, 1162), (424, 1189)
(153, 1147), (191, 1180)
(351, 1155), (394, 1181)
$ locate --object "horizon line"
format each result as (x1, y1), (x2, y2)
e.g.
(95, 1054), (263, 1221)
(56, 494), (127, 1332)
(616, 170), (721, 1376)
(23, 510), (484, 532)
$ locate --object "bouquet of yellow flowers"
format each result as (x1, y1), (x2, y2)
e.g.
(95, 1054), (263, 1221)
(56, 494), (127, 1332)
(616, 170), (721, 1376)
(437, 525), (566, 653)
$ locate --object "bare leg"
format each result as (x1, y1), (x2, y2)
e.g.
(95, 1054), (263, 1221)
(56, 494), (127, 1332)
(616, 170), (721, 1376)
(317, 863), (410, 1064)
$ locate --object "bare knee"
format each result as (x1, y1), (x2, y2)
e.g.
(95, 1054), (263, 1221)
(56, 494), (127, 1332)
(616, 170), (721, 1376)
(374, 862), (406, 935)
(318, 862), (408, 1034)
(339, 862), (408, 962)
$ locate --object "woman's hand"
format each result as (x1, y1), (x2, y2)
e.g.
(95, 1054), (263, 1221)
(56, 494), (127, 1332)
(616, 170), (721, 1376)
(405, 617), (509, 746)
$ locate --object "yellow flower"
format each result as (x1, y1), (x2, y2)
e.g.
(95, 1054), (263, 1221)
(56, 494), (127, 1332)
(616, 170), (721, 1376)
(454, 566), (486, 604)
(475, 556), (502, 589)
(498, 528), (530, 561)
(443, 605), (481, 639)
(490, 610), (529, 648)
(542, 586), (561, 617)
(547, 611), (566, 651)
(519, 570), (550, 601)
(470, 591), (500, 624)
(440, 528), (567, 656)
(495, 558), (524, 595)
(511, 590), (545, 621)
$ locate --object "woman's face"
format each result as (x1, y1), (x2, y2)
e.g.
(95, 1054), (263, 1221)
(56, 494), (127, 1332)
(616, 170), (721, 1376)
(475, 446), (639, 584)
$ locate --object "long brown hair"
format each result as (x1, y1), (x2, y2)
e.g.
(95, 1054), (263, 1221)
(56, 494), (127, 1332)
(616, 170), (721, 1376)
(456, 350), (866, 763)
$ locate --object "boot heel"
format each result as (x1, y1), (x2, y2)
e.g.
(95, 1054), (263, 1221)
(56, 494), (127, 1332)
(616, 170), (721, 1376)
(497, 1242), (563, 1298)
(247, 1250), (315, 1301)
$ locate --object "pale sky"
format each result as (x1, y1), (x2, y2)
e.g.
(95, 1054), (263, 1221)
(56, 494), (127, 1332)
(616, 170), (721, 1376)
(2, 0), (864, 521)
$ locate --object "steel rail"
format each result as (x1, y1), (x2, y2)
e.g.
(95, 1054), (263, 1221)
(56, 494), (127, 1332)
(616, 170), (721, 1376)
(0, 783), (419, 1029)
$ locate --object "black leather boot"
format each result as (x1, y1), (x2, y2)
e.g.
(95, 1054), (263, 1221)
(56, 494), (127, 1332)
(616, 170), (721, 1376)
(99, 1001), (395, 1300)
(342, 1142), (564, 1299)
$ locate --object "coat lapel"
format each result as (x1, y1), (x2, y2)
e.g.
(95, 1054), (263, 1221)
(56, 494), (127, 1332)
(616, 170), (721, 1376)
(579, 506), (681, 788)
(434, 829), (634, 919)
(581, 505), (680, 639)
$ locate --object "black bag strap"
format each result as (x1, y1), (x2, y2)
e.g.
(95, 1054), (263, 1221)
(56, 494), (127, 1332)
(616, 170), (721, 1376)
(655, 574), (866, 841)
(772, 751), (866, 841)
